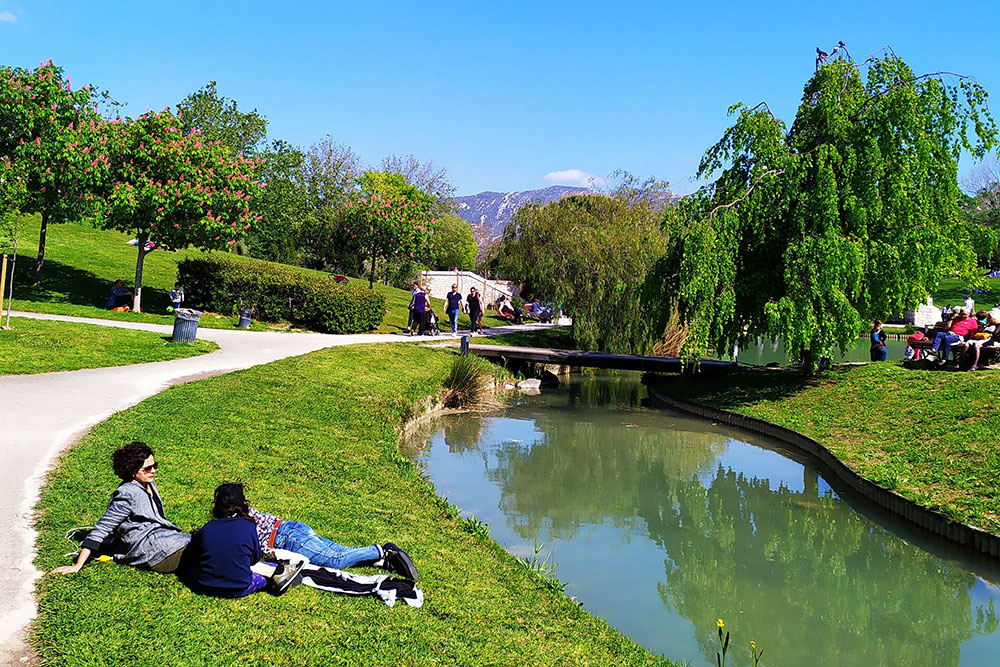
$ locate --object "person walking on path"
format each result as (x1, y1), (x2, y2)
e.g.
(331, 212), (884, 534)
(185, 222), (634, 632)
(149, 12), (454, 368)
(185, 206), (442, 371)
(466, 287), (484, 335)
(445, 284), (463, 337)
(412, 287), (430, 336)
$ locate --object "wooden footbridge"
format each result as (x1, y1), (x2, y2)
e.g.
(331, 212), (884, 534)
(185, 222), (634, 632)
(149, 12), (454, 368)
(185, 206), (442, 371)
(467, 344), (736, 375)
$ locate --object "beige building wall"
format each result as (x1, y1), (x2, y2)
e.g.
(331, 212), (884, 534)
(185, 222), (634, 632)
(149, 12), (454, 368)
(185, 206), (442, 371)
(419, 270), (520, 306)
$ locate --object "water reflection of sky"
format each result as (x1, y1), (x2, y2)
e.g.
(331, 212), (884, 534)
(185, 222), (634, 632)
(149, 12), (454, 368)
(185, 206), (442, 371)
(709, 437), (838, 498)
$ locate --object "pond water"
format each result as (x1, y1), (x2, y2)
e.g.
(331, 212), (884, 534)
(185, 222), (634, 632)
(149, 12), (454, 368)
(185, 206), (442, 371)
(726, 337), (907, 365)
(403, 371), (1000, 667)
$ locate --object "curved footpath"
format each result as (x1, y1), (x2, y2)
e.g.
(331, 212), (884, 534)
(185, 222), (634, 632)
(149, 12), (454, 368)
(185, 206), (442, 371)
(0, 311), (555, 665)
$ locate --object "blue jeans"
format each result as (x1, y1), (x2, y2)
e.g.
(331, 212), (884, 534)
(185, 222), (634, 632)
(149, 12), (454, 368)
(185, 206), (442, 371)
(932, 332), (961, 360)
(447, 308), (459, 333)
(274, 521), (381, 569)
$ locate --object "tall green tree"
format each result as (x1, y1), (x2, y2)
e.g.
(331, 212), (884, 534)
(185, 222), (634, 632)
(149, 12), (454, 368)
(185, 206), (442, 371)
(97, 110), (265, 311)
(489, 177), (672, 354)
(652, 50), (997, 369)
(428, 213), (478, 270)
(246, 139), (307, 264)
(345, 170), (436, 288)
(175, 81), (267, 157)
(0, 60), (104, 283)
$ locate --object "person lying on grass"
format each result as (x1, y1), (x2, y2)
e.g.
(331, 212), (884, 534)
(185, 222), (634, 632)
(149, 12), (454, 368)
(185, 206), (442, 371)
(246, 488), (418, 581)
(51, 441), (190, 575)
(178, 483), (304, 598)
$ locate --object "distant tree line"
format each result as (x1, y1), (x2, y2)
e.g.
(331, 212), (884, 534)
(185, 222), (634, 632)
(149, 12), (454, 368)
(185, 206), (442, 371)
(0, 65), (478, 311)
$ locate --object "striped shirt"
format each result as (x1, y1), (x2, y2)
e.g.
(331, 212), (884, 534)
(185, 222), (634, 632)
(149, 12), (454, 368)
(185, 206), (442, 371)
(248, 507), (281, 548)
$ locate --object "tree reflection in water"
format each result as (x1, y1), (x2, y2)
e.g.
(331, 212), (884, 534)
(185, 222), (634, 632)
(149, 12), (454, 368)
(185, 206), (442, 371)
(412, 372), (1000, 667)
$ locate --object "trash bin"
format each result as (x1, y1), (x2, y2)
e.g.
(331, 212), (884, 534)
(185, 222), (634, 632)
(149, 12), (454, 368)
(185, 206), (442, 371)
(171, 308), (202, 343)
(238, 308), (252, 329)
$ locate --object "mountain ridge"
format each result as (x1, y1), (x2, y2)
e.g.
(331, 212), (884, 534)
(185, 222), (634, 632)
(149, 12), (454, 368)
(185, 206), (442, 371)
(452, 185), (592, 239)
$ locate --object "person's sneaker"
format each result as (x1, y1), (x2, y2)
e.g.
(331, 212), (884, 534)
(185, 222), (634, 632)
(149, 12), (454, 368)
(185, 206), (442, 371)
(382, 543), (418, 581)
(269, 558), (306, 595)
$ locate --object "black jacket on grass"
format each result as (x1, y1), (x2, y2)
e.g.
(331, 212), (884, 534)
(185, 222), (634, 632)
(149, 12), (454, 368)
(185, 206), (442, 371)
(181, 516), (261, 596)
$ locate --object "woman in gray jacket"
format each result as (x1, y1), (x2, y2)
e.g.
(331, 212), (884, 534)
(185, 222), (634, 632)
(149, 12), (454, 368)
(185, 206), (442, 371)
(52, 441), (190, 574)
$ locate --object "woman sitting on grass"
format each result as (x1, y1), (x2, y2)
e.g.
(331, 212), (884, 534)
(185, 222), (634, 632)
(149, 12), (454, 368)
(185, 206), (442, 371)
(179, 484), (302, 598)
(52, 441), (190, 575)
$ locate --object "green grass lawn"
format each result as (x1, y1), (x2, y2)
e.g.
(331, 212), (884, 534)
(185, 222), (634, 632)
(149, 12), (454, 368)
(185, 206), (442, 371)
(484, 326), (576, 349)
(932, 276), (1000, 308)
(35, 343), (674, 666)
(0, 317), (217, 374)
(651, 362), (1000, 534)
(6, 215), (508, 334)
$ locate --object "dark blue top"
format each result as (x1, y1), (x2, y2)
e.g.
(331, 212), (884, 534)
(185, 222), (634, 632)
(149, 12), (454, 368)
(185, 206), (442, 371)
(183, 516), (261, 596)
(413, 292), (427, 312)
(446, 292), (462, 310)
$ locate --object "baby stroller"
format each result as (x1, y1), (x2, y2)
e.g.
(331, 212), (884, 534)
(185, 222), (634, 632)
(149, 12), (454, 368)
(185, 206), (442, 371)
(424, 307), (441, 336)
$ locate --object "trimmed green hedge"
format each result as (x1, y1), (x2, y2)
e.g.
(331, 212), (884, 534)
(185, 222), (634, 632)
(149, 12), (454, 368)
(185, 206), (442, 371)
(177, 255), (385, 334)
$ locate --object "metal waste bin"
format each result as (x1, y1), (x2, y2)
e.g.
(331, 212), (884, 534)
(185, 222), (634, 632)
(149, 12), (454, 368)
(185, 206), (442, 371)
(238, 308), (252, 328)
(171, 308), (202, 343)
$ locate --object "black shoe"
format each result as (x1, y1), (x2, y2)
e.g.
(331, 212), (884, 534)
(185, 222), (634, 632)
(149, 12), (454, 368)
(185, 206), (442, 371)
(269, 558), (306, 595)
(382, 543), (418, 581)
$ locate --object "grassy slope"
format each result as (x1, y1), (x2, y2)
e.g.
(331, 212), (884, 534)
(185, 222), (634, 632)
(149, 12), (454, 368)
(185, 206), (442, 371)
(483, 326), (576, 349)
(6, 215), (508, 334)
(35, 343), (674, 667)
(933, 276), (1000, 307)
(0, 317), (217, 374)
(651, 363), (1000, 534)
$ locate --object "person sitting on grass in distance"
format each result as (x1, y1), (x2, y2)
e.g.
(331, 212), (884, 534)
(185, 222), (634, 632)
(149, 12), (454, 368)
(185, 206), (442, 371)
(179, 484), (303, 598)
(105, 279), (133, 309)
(244, 485), (418, 581)
(929, 309), (978, 366)
(51, 441), (191, 575)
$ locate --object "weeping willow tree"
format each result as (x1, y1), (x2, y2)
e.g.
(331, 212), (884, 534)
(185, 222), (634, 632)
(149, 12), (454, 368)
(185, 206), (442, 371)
(651, 48), (997, 369)
(487, 176), (672, 354)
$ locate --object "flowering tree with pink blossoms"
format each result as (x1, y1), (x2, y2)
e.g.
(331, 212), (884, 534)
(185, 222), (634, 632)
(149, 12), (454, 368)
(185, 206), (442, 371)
(344, 170), (437, 288)
(98, 110), (265, 311)
(0, 60), (105, 283)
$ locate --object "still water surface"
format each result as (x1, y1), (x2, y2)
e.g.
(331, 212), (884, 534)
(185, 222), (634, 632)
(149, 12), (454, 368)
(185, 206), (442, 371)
(404, 372), (1000, 666)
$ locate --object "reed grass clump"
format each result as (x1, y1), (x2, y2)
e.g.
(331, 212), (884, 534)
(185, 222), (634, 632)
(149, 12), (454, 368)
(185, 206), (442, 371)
(443, 354), (502, 409)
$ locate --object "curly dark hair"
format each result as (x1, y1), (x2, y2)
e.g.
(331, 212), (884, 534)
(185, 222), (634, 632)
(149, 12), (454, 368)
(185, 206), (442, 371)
(112, 441), (154, 481)
(213, 483), (252, 522)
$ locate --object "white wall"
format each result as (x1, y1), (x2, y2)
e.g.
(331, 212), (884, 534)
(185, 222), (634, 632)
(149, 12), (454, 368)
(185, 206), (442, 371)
(419, 270), (520, 306)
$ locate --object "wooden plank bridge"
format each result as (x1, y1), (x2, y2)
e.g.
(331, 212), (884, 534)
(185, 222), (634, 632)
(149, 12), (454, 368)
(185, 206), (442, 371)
(467, 344), (736, 375)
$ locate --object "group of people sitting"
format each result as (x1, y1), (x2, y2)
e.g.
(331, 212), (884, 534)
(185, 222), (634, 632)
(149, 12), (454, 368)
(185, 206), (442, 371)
(53, 442), (419, 603)
(900, 306), (1000, 371)
(407, 282), (486, 337)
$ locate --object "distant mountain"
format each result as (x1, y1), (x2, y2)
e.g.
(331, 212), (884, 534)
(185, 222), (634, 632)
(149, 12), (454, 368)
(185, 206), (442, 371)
(452, 185), (591, 238)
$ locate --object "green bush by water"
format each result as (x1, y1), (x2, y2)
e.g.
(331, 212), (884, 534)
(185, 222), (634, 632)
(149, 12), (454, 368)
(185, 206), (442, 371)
(178, 254), (385, 333)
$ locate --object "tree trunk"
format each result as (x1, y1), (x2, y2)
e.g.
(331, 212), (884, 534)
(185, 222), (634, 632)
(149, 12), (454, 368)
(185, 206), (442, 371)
(368, 253), (377, 289)
(133, 234), (148, 312)
(34, 210), (48, 285)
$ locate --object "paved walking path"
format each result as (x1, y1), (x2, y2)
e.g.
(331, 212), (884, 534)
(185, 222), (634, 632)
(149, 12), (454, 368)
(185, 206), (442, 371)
(0, 311), (560, 664)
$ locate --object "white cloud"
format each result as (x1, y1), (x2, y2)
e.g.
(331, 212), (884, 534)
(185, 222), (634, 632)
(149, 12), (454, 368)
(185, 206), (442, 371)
(541, 169), (604, 188)
(0, 10), (16, 22)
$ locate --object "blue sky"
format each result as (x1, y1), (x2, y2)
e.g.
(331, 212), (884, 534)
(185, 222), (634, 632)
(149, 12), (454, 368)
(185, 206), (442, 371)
(2, 1), (999, 195)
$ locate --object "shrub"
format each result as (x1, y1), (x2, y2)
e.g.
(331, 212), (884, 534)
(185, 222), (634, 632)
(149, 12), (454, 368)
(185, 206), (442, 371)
(442, 354), (501, 409)
(177, 255), (385, 333)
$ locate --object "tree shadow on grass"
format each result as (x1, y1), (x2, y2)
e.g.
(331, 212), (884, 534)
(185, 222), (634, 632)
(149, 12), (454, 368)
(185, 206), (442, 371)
(649, 367), (817, 410)
(11, 256), (173, 311)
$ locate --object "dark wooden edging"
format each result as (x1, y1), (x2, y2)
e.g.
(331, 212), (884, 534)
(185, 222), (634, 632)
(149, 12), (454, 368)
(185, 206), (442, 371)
(646, 384), (1000, 560)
